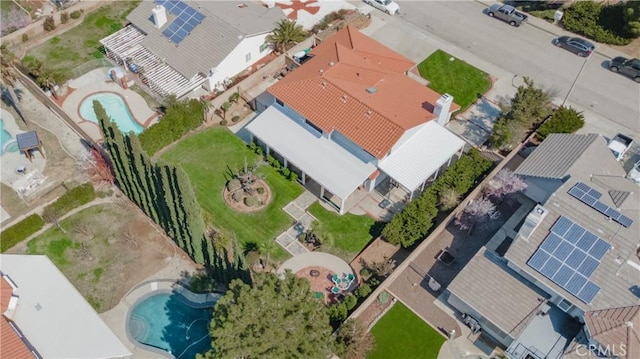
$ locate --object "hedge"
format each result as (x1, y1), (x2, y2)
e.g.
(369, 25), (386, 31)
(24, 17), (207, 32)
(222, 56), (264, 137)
(536, 106), (585, 141)
(562, 1), (634, 45)
(1, 214), (45, 252)
(382, 149), (492, 248)
(139, 99), (204, 156)
(43, 182), (95, 219)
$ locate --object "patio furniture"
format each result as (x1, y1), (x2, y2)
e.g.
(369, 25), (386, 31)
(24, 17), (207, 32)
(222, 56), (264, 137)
(346, 273), (355, 282)
(331, 286), (340, 294)
(378, 198), (390, 209)
(332, 274), (341, 285)
(314, 291), (324, 299)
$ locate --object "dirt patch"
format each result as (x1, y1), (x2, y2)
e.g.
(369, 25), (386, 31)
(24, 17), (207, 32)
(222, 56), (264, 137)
(223, 178), (272, 213)
(315, 12), (372, 40)
(611, 37), (640, 58)
(10, 201), (176, 313)
(357, 290), (395, 328)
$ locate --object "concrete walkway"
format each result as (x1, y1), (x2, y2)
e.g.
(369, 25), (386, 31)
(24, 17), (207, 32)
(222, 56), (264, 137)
(274, 190), (319, 256)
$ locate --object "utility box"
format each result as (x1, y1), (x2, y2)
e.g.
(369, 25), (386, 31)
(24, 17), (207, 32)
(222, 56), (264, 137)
(554, 10), (563, 22)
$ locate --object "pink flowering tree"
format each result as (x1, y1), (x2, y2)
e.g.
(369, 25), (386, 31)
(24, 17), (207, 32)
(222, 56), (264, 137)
(455, 197), (500, 232)
(487, 168), (527, 199)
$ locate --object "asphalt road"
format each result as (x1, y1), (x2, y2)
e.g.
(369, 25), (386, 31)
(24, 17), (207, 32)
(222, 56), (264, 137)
(394, 1), (640, 134)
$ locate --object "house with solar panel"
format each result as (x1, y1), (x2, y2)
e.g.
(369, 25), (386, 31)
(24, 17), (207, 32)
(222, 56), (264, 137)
(245, 26), (465, 214)
(100, 0), (284, 97)
(446, 133), (639, 359)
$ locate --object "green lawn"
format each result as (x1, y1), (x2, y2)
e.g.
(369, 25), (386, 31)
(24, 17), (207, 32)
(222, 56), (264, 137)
(417, 49), (491, 114)
(161, 128), (303, 260)
(23, 1), (140, 80)
(307, 202), (382, 260)
(369, 302), (445, 359)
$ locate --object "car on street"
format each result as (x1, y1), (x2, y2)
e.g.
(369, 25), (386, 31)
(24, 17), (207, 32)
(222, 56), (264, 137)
(553, 36), (595, 57)
(609, 57), (640, 83)
(486, 4), (528, 27)
(364, 0), (399, 15)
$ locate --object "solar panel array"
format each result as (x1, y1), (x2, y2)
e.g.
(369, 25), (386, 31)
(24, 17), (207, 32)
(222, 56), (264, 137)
(155, 0), (205, 44)
(527, 216), (611, 304)
(568, 182), (633, 228)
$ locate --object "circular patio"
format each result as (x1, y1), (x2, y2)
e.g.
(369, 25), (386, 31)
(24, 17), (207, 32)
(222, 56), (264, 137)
(278, 252), (357, 303)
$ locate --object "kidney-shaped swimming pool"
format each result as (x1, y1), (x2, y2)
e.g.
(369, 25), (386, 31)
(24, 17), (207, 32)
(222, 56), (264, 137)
(79, 93), (144, 134)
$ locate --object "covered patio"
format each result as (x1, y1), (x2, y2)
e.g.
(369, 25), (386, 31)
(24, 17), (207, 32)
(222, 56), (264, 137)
(246, 105), (376, 214)
(378, 121), (466, 201)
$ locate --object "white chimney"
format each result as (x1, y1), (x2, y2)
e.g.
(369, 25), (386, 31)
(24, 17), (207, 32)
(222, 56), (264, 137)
(152, 5), (167, 29)
(434, 93), (453, 126)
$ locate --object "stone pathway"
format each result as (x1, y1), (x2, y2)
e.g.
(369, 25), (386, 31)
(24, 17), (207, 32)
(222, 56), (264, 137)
(274, 191), (319, 256)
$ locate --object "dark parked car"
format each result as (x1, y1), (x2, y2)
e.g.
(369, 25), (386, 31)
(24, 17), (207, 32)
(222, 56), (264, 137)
(553, 36), (595, 57)
(609, 57), (640, 83)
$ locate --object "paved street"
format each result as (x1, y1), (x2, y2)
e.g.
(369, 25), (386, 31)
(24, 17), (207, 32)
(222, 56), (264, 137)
(394, 1), (639, 134)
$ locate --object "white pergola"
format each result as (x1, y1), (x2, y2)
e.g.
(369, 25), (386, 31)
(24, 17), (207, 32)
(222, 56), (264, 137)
(246, 105), (377, 214)
(100, 26), (206, 98)
(378, 120), (466, 199)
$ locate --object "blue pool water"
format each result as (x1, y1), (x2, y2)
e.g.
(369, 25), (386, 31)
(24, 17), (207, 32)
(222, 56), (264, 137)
(79, 93), (144, 134)
(0, 119), (19, 155)
(129, 292), (218, 358)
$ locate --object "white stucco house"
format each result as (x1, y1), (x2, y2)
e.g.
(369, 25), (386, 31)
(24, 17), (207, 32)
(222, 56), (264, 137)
(100, 0), (285, 97)
(246, 26), (466, 214)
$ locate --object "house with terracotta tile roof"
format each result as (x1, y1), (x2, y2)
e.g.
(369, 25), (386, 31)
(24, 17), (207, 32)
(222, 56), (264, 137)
(246, 26), (465, 214)
(445, 134), (640, 359)
(0, 255), (130, 359)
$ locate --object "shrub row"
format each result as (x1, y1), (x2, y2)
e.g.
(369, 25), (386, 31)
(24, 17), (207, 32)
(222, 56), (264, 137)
(139, 98), (204, 156)
(562, 1), (634, 45)
(43, 182), (95, 219)
(248, 142), (300, 182)
(382, 149), (492, 248)
(0, 214), (45, 252)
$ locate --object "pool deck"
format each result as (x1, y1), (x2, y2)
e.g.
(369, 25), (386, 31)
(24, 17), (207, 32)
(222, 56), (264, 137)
(62, 68), (159, 142)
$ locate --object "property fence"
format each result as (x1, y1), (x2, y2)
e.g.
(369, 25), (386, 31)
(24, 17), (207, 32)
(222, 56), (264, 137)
(71, 58), (112, 79)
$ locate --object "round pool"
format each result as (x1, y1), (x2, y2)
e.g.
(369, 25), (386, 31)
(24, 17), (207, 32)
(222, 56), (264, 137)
(128, 291), (219, 358)
(79, 93), (144, 134)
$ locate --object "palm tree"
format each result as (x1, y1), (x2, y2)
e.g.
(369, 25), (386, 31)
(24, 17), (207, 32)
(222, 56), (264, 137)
(258, 240), (276, 269)
(36, 68), (64, 98)
(266, 19), (308, 53)
(0, 44), (19, 88)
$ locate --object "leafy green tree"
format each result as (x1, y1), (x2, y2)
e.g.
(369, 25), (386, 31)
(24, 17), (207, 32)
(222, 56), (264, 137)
(335, 319), (375, 359)
(625, 1), (640, 36)
(267, 19), (308, 53)
(202, 272), (332, 359)
(491, 77), (553, 150)
(536, 106), (585, 140)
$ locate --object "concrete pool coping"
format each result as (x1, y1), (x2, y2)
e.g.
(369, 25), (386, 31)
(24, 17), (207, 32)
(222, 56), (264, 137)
(76, 91), (152, 134)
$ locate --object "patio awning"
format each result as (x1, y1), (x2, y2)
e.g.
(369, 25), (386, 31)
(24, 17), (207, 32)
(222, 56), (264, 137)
(378, 121), (465, 192)
(246, 105), (376, 199)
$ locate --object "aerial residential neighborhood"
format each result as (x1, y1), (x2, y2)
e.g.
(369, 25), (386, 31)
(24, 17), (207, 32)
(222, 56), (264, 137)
(0, 1), (638, 359)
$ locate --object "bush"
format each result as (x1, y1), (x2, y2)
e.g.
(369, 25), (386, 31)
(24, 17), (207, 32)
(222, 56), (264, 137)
(328, 303), (348, 324)
(21, 33), (28, 42)
(139, 99), (204, 155)
(43, 16), (55, 31)
(231, 116), (240, 123)
(562, 1), (633, 45)
(60, 12), (69, 24)
(229, 92), (240, 103)
(232, 191), (242, 203)
(382, 149), (492, 247)
(43, 183), (95, 219)
(244, 195), (260, 207)
(536, 106), (585, 141)
(343, 293), (357, 311)
(359, 267), (372, 278)
(289, 171), (298, 182)
(377, 291), (390, 304)
(220, 119), (228, 126)
(281, 167), (290, 178)
(367, 277), (380, 288)
(227, 178), (241, 191)
(256, 187), (265, 194)
(1, 214), (45, 252)
(355, 283), (372, 298)
(267, 155), (280, 169)
(70, 10), (81, 19)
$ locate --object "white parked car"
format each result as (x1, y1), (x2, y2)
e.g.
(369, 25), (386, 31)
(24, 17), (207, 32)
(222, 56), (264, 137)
(364, 0), (399, 15)
(627, 160), (640, 184)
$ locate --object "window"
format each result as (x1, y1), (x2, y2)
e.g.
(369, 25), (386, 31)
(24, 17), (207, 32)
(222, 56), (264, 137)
(245, 52), (251, 62)
(558, 298), (572, 312)
(260, 42), (269, 52)
(305, 119), (322, 134)
(276, 98), (284, 106)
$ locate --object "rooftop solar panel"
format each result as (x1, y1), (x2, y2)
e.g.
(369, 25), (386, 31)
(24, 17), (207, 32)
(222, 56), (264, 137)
(568, 182), (634, 228)
(527, 216), (611, 304)
(155, 0), (205, 44)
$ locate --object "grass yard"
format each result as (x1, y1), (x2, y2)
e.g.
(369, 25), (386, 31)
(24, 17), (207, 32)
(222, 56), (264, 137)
(23, 1), (140, 80)
(307, 202), (382, 261)
(418, 49), (491, 114)
(19, 203), (174, 312)
(369, 302), (445, 359)
(161, 128), (303, 261)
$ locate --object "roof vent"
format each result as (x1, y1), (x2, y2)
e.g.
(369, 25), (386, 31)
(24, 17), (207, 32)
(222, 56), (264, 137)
(341, 95), (347, 103)
(329, 61), (335, 66)
(366, 87), (377, 94)
(365, 109), (372, 117)
(237, 3), (248, 8)
(321, 81), (326, 88)
(319, 69), (324, 74)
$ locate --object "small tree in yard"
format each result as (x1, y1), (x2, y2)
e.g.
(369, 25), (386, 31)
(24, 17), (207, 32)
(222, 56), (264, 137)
(536, 106), (585, 141)
(43, 16), (56, 31)
(78, 148), (114, 185)
(487, 168), (527, 199)
(42, 207), (65, 233)
(361, 256), (397, 278)
(455, 197), (499, 232)
(221, 102), (231, 119)
(267, 19), (308, 53)
(335, 319), (375, 359)
(60, 12), (69, 24)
